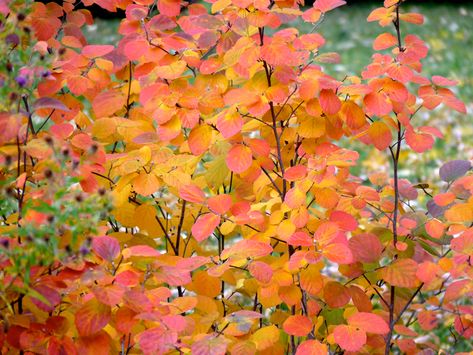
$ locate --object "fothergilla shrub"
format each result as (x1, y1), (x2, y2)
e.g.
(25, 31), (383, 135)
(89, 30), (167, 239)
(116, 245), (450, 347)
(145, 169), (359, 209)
(0, 0), (472, 353)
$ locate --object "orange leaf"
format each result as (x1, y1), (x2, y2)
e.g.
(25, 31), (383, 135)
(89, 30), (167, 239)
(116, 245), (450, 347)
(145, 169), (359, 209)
(188, 124), (212, 155)
(323, 281), (350, 308)
(340, 101), (366, 130)
(368, 122), (392, 151)
(92, 91), (126, 118)
(373, 33), (397, 50)
(364, 92), (392, 116)
(207, 194), (232, 215)
(380, 259), (419, 288)
(319, 89), (341, 115)
(283, 315), (313, 336)
(76, 330), (111, 355)
(405, 128), (434, 153)
(133, 173), (160, 196)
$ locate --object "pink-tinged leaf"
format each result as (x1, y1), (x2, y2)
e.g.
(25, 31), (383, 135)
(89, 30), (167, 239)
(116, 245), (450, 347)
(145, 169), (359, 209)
(179, 184), (206, 203)
(333, 325), (366, 352)
(364, 92), (392, 116)
(191, 335), (230, 355)
(158, 0), (181, 17)
(30, 285), (61, 312)
(82, 45), (114, 58)
(221, 239), (272, 260)
(226, 144), (253, 174)
(284, 165), (308, 181)
(92, 236), (120, 262)
(405, 128), (434, 153)
(207, 194), (232, 215)
(162, 314), (187, 332)
(330, 211), (358, 231)
(319, 89), (341, 115)
(75, 299), (111, 336)
(50, 123), (74, 139)
(349, 233), (383, 263)
(314, 0), (346, 13)
(191, 213), (220, 242)
(248, 261), (273, 284)
(416, 261), (440, 284)
(323, 243), (353, 264)
(288, 231), (313, 247)
(217, 111), (243, 138)
(348, 312), (389, 334)
(439, 160), (471, 182)
(135, 327), (168, 354)
(418, 310), (438, 331)
(33, 97), (70, 111)
(122, 245), (160, 258)
(432, 75), (458, 86)
(368, 122), (392, 151)
(373, 33), (397, 50)
(296, 340), (327, 355)
(283, 315), (313, 336)
(188, 124), (212, 155)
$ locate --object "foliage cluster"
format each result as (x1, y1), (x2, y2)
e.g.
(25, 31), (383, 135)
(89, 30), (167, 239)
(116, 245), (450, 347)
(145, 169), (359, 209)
(0, 0), (472, 353)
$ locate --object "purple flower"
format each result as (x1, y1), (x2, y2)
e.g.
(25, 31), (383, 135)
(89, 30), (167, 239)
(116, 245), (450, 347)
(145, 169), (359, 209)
(15, 76), (27, 87)
(6, 33), (19, 46)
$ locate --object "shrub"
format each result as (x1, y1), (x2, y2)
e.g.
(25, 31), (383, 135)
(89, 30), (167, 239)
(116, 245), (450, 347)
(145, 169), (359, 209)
(0, 0), (472, 353)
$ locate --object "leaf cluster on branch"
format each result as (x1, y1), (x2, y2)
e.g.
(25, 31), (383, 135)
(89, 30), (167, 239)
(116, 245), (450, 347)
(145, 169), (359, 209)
(0, 0), (472, 353)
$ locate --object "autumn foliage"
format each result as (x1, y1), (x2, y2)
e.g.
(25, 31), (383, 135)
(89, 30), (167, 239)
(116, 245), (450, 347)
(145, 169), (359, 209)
(0, 0), (472, 353)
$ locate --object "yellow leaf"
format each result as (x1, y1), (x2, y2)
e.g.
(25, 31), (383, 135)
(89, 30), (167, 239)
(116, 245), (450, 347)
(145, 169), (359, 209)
(250, 325), (280, 351)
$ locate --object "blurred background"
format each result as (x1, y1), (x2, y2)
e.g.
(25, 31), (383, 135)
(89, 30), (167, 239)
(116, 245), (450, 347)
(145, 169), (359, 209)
(84, 1), (473, 186)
